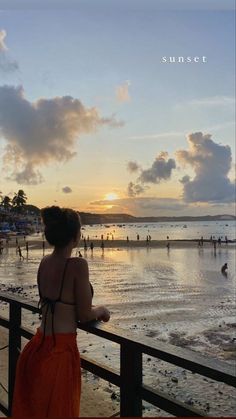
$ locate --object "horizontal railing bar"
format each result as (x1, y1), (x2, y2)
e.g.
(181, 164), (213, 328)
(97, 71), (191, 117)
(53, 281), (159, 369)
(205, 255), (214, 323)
(141, 385), (204, 417)
(79, 322), (236, 387)
(19, 326), (34, 341)
(0, 400), (8, 416)
(80, 355), (120, 387)
(1, 293), (235, 388)
(0, 292), (38, 312)
(0, 315), (9, 329)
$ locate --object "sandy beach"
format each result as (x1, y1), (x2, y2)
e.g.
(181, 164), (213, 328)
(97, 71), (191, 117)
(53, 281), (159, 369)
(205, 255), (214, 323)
(0, 243), (235, 416)
(0, 315), (235, 417)
(4, 236), (235, 251)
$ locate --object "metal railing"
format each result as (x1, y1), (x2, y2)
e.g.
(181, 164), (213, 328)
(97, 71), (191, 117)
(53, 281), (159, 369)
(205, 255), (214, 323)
(0, 292), (235, 417)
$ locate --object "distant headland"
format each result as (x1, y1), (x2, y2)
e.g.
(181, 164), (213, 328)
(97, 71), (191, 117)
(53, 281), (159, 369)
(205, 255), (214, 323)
(79, 212), (236, 225)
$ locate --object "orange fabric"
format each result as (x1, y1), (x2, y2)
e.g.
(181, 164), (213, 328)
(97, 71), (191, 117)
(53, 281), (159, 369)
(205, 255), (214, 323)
(12, 328), (81, 417)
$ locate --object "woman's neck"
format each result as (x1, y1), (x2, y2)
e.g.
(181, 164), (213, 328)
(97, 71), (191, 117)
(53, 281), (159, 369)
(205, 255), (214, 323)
(52, 244), (73, 259)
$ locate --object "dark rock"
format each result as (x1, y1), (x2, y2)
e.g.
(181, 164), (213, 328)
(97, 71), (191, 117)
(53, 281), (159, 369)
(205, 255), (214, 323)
(186, 398), (194, 406)
(111, 392), (117, 400)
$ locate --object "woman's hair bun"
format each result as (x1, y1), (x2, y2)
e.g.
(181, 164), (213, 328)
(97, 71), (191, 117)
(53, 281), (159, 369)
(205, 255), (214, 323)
(41, 205), (81, 248)
(41, 206), (64, 228)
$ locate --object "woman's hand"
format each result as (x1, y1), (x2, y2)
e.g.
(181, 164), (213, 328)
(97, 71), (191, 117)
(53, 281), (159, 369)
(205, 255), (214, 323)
(97, 307), (110, 322)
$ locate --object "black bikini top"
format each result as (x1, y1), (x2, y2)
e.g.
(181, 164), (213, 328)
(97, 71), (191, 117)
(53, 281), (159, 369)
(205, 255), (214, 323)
(37, 259), (75, 348)
(37, 258), (94, 349)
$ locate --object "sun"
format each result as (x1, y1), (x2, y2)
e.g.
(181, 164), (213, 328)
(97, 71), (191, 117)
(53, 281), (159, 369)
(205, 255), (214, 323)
(104, 192), (119, 201)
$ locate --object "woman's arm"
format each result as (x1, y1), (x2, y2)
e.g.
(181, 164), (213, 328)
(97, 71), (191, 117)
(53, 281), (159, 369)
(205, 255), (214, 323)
(73, 258), (110, 323)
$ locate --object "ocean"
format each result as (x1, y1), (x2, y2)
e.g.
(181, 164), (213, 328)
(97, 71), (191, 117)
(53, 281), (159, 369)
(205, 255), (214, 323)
(80, 220), (236, 241)
(0, 227), (235, 416)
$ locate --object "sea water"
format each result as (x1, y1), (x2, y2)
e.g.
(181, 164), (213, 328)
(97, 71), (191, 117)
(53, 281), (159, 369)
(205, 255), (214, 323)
(81, 220), (236, 241)
(0, 245), (235, 360)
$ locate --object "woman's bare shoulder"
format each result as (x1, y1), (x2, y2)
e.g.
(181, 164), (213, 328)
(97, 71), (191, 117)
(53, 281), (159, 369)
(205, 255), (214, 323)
(69, 256), (88, 271)
(38, 254), (50, 268)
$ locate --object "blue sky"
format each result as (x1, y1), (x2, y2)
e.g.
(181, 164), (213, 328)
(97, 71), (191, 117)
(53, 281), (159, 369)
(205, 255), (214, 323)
(0, 1), (235, 215)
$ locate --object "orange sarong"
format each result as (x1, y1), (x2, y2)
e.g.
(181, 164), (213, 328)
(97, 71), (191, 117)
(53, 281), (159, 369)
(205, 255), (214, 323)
(12, 327), (81, 417)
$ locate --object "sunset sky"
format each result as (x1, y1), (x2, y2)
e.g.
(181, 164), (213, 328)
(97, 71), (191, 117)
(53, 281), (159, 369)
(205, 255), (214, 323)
(0, 0), (235, 216)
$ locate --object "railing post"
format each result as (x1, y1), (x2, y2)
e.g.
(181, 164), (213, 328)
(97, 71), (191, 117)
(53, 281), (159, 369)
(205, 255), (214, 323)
(8, 301), (21, 415)
(120, 342), (142, 417)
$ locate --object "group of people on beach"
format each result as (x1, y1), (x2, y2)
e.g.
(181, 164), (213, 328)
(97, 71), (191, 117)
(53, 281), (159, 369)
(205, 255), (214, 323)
(0, 205), (232, 417)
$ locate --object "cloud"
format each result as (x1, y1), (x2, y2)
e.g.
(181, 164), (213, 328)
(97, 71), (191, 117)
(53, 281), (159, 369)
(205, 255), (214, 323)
(127, 182), (148, 197)
(176, 132), (235, 203)
(139, 152), (176, 184)
(0, 29), (19, 73)
(89, 196), (187, 216)
(116, 81), (131, 102)
(127, 161), (140, 173)
(7, 162), (44, 185)
(179, 175), (190, 184)
(186, 96), (235, 107)
(126, 152), (176, 199)
(175, 96), (235, 112)
(0, 30), (7, 51)
(127, 131), (184, 141)
(62, 186), (72, 193)
(100, 114), (124, 128)
(0, 85), (122, 184)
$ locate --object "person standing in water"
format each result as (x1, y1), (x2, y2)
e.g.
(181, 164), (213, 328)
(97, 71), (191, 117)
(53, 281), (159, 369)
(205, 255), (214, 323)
(12, 206), (110, 417)
(221, 263), (228, 275)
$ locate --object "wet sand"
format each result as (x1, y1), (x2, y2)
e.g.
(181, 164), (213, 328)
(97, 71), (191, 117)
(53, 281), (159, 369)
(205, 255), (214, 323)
(0, 316), (235, 417)
(0, 246), (235, 416)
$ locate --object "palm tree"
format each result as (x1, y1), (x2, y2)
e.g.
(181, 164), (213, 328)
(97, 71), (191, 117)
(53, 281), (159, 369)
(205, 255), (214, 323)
(12, 190), (27, 213)
(1, 195), (12, 212)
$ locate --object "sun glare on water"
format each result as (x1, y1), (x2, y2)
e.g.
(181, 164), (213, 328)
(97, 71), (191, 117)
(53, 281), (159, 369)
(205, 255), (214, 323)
(104, 193), (119, 201)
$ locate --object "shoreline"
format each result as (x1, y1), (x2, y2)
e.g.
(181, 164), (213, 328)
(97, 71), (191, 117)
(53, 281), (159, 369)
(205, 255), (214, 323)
(2, 238), (235, 251)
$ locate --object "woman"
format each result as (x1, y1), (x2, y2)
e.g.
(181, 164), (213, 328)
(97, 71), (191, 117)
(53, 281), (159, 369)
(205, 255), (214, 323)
(12, 206), (110, 417)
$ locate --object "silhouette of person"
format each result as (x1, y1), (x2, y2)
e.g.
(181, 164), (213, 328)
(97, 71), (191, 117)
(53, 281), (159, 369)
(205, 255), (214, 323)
(78, 251), (83, 257)
(90, 242), (94, 251)
(101, 241), (104, 251)
(221, 263), (228, 276)
(18, 246), (24, 260)
(0, 239), (3, 255)
(126, 236), (129, 242)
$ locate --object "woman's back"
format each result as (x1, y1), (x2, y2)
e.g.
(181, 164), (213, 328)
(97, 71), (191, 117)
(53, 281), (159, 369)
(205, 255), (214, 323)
(38, 255), (79, 335)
